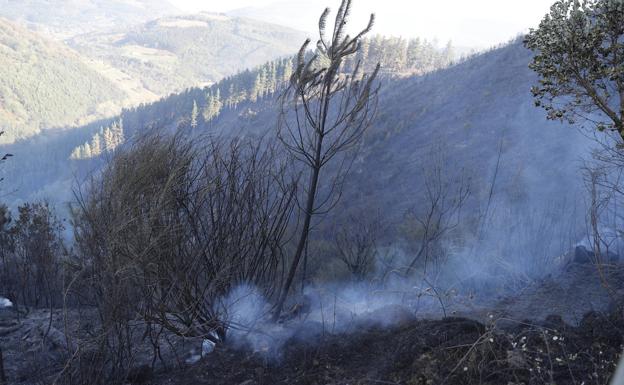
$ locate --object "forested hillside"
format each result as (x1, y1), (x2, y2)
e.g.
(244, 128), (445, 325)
(0, 0), (178, 40)
(68, 14), (308, 96)
(0, 18), (128, 142)
(0, 40), (590, 246)
(109, 40), (585, 219)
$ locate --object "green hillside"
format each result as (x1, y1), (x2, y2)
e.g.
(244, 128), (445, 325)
(0, 18), (127, 142)
(68, 13), (308, 95)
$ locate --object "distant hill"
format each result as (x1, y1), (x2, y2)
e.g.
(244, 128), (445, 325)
(0, 0), (178, 40)
(67, 13), (309, 96)
(228, 1), (321, 34)
(0, 18), (128, 143)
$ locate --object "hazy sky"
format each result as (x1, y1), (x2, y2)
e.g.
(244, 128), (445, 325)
(171, 0), (554, 48)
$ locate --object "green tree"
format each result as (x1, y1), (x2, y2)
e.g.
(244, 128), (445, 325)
(525, 0), (624, 139)
(91, 132), (102, 156)
(191, 99), (199, 128)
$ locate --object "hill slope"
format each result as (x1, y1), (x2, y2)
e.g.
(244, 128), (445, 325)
(0, 18), (129, 142)
(68, 14), (308, 96)
(0, 0), (178, 40)
(0, 42), (594, 248)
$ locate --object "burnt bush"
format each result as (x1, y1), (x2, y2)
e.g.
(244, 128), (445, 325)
(0, 202), (67, 310)
(62, 132), (297, 384)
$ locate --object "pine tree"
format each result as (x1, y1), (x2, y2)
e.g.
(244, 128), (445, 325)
(282, 58), (293, 84)
(91, 133), (102, 157)
(407, 38), (421, 68)
(82, 143), (92, 159)
(191, 100), (198, 128)
(103, 127), (115, 152)
(70, 146), (81, 160)
(212, 88), (222, 115)
(111, 119), (124, 147)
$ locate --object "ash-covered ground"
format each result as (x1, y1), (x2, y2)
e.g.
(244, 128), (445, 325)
(2, 254), (623, 385)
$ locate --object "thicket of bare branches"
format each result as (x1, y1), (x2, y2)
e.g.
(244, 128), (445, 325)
(333, 212), (383, 281)
(60, 132), (297, 383)
(0, 202), (66, 310)
(75, 132), (296, 334)
(401, 148), (471, 275)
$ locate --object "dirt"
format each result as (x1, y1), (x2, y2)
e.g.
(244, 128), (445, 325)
(152, 312), (624, 385)
(1, 262), (624, 385)
(148, 263), (624, 385)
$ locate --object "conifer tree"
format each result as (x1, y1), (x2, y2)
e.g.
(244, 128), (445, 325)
(91, 133), (102, 157)
(103, 127), (115, 152)
(83, 142), (92, 159)
(191, 100), (199, 128)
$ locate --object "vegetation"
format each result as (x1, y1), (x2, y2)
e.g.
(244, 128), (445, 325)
(2, 0), (623, 383)
(0, 18), (127, 142)
(273, 0), (380, 319)
(68, 14), (307, 96)
(70, 34), (455, 159)
(0, 202), (66, 309)
(526, 0), (624, 268)
(0, 0), (177, 40)
(525, 0), (624, 139)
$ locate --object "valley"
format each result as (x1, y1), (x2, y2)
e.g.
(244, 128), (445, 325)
(0, 1), (623, 384)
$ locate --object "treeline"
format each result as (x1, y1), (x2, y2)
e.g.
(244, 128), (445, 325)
(70, 35), (454, 159)
(346, 35), (455, 75)
(70, 119), (125, 160)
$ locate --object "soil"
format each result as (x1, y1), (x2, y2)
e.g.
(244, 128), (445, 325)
(2, 262), (624, 385)
(152, 312), (624, 385)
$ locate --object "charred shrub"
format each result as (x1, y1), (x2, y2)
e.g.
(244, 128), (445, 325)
(64, 132), (296, 384)
(0, 202), (66, 310)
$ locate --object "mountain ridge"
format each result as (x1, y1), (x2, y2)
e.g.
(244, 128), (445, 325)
(0, 0), (180, 40)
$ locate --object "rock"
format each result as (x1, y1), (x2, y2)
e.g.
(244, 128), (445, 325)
(574, 246), (594, 264)
(543, 314), (567, 330)
(572, 245), (619, 264)
(37, 324), (72, 351)
(0, 308), (17, 325)
(0, 297), (12, 309)
(0, 324), (21, 337)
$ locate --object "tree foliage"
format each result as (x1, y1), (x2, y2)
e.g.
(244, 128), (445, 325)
(524, 0), (624, 139)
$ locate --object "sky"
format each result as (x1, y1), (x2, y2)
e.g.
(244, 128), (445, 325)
(171, 0), (554, 48)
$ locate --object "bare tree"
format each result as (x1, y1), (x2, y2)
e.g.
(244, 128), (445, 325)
(402, 149), (471, 274)
(273, 0), (380, 320)
(334, 212), (383, 281)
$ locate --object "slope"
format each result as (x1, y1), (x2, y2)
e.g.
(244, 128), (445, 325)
(0, 0), (179, 40)
(68, 13), (308, 96)
(0, 41), (594, 248)
(0, 18), (129, 143)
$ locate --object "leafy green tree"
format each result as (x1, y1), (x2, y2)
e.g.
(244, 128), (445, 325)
(525, 0), (624, 139)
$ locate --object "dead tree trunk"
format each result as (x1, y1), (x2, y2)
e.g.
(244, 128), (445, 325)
(272, 0), (379, 320)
